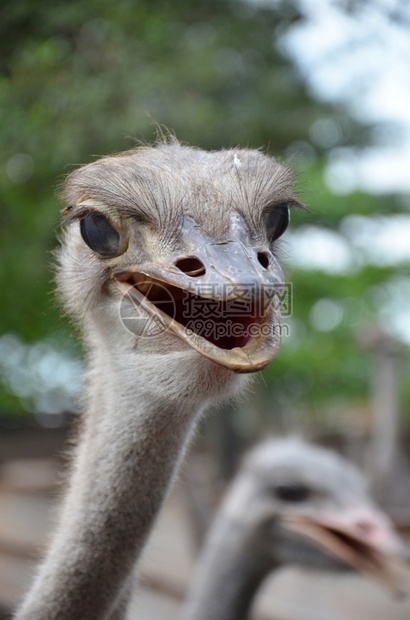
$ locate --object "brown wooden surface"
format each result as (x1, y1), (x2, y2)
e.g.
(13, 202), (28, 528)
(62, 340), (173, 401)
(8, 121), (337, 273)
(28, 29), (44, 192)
(0, 427), (409, 619)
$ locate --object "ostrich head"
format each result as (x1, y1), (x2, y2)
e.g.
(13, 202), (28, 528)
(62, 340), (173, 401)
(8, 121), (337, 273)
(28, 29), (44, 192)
(57, 141), (298, 374)
(222, 439), (406, 592)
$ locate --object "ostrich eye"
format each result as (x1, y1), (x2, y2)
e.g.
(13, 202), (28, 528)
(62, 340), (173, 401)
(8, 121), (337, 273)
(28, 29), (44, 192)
(80, 214), (120, 257)
(274, 483), (310, 503)
(264, 205), (290, 242)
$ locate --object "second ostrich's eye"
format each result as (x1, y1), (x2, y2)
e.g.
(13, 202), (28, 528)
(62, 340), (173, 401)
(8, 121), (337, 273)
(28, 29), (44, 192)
(274, 483), (310, 503)
(80, 214), (120, 257)
(264, 205), (290, 242)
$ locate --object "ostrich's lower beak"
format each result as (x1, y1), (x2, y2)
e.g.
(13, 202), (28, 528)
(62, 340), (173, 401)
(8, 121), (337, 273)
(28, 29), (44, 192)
(282, 507), (408, 595)
(114, 220), (285, 372)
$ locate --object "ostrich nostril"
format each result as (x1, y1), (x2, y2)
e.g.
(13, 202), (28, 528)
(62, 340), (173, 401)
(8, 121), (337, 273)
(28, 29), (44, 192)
(257, 252), (270, 269)
(175, 257), (206, 277)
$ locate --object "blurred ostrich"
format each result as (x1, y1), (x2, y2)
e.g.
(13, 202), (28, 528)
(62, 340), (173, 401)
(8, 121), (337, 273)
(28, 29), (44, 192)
(182, 439), (406, 620)
(16, 140), (297, 620)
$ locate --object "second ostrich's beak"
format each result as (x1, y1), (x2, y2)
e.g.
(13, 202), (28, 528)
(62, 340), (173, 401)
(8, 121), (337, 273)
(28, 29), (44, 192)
(115, 217), (285, 372)
(282, 505), (409, 595)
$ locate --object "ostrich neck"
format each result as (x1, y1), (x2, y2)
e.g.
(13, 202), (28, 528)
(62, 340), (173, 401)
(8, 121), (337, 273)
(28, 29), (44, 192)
(182, 518), (273, 620)
(16, 324), (241, 620)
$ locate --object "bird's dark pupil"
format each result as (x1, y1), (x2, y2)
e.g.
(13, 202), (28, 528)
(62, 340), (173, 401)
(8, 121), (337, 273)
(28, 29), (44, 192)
(80, 214), (120, 257)
(266, 205), (290, 242)
(275, 483), (309, 502)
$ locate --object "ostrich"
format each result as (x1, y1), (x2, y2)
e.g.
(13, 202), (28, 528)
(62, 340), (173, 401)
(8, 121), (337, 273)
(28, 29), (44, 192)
(182, 438), (407, 620)
(16, 140), (298, 620)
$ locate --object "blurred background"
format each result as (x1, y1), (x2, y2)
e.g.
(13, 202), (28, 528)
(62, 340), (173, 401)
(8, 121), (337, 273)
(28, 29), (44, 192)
(1, 0), (410, 618)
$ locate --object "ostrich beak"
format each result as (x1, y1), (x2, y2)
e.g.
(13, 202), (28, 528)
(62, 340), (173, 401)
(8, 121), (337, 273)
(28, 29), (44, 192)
(114, 217), (285, 373)
(281, 505), (408, 595)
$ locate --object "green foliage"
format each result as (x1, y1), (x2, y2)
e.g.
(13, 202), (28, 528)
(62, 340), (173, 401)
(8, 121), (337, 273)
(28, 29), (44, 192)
(263, 162), (410, 416)
(0, 0), (335, 343)
(0, 0), (408, 419)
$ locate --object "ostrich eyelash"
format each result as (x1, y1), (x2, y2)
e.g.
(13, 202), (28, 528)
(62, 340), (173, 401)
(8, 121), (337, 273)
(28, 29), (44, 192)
(61, 205), (151, 227)
(61, 205), (74, 215)
(61, 206), (107, 225)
